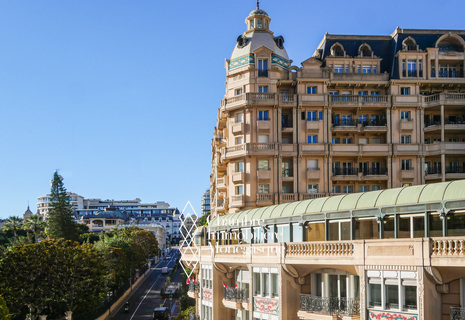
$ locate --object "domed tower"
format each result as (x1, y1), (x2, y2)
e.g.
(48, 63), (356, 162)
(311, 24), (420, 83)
(211, 4), (296, 217)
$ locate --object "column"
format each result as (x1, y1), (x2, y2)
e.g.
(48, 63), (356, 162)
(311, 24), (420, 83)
(440, 104), (445, 142)
(277, 107), (282, 143)
(386, 108), (391, 144)
(326, 107), (332, 144)
(435, 57), (439, 79)
(441, 153), (446, 182)
(293, 156), (298, 195)
(416, 58), (419, 78)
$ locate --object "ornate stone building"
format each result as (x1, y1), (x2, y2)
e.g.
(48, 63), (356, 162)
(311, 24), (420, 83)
(210, 5), (465, 217)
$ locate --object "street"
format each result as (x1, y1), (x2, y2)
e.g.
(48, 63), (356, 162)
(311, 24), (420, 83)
(112, 250), (181, 320)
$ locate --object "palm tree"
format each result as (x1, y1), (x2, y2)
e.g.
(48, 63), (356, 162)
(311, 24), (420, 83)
(22, 214), (46, 243)
(3, 216), (22, 244)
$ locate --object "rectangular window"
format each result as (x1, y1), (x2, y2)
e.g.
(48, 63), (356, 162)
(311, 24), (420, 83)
(359, 185), (369, 192)
(400, 87), (410, 95)
(258, 86), (268, 93)
(258, 184), (270, 194)
(401, 111), (411, 120)
(235, 185), (243, 195)
(253, 272), (261, 295)
(258, 59), (268, 77)
(271, 273), (279, 297)
(372, 185), (381, 191)
(307, 86), (317, 94)
(307, 184), (319, 193)
(362, 65), (371, 73)
(401, 135), (411, 144)
(307, 159), (318, 170)
(235, 161), (244, 172)
(236, 88), (243, 95)
(342, 138), (352, 144)
(258, 159), (269, 171)
(236, 113), (244, 123)
(334, 65), (343, 73)
(307, 111), (317, 121)
(307, 135), (318, 144)
(235, 137), (243, 145)
(332, 185), (341, 193)
(401, 159), (412, 170)
(354, 218), (379, 239)
(343, 185), (353, 193)
(258, 135), (269, 143)
(407, 60), (416, 77)
(258, 110), (269, 121)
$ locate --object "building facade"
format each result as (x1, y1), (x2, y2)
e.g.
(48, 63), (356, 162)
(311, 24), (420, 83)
(210, 5), (465, 217)
(202, 189), (211, 217)
(37, 194), (182, 243)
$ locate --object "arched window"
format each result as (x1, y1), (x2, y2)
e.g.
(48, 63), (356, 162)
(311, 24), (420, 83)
(359, 44), (372, 57)
(402, 37), (417, 51)
(331, 43), (345, 57)
(437, 34), (465, 53)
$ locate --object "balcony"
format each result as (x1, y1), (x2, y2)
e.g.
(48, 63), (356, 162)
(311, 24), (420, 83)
(282, 168), (294, 178)
(306, 121), (320, 131)
(231, 122), (245, 135)
(222, 143), (276, 159)
(216, 199), (225, 213)
(300, 193), (332, 200)
(299, 94), (327, 106)
(331, 72), (389, 82)
(257, 170), (271, 180)
(307, 169), (320, 180)
(257, 193), (273, 206)
(248, 92), (275, 105)
(330, 144), (359, 155)
(401, 168), (415, 179)
(332, 119), (359, 131)
(257, 120), (271, 131)
(280, 144), (297, 153)
(393, 95), (421, 106)
(423, 93), (465, 107)
(232, 171), (244, 183)
(425, 142), (465, 155)
(280, 193), (298, 203)
(393, 143), (422, 155)
(298, 295), (360, 320)
(329, 94), (389, 106)
(450, 306), (465, 320)
(359, 144), (390, 155)
(217, 177), (227, 190)
(279, 94), (297, 107)
(300, 143), (326, 155)
(187, 283), (199, 299)
(332, 168), (358, 178)
(400, 119), (414, 131)
(360, 168), (388, 180)
(230, 195), (244, 208)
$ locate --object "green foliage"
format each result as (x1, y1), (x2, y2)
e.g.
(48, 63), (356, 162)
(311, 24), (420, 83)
(22, 214), (46, 243)
(46, 171), (79, 241)
(198, 213), (210, 226)
(0, 294), (10, 320)
(2, 216), (22, 244)
(174, 306), (195, 320)
(179, 294), (195, 311)
(0, 239), (107, 319)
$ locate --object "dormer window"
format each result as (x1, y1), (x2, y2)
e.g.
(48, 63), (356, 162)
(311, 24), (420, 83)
(359, 44), (372, 57)
(437, 34), (465, 53)
(257, 19), (263, 28)
(331, 44), (345, 57)
(402, 37), (417, 51)
(274, 36), (284, 49)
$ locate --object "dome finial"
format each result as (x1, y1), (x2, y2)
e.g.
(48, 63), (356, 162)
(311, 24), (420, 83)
(257, 0), (259, 9)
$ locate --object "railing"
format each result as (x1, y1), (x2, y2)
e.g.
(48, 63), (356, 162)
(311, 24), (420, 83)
(282, 120), (293, 128)
(287, 242), (354, 257)
(439, 70), (464, 78)
(247, 143), (275, 151)
(188, 282), (199, 293)
(249, 92), (275, 101)
(224, 287), (249, 303)
(446, 166), (465, 174)
(329, 95), (388, 104)
(231, 195), (244, 203)
(431, 238), (465, 256)
(257, 193), (273, 201)
(425, 121), (441, 127)
(300, 295), (360, 316)
(281, 193), (297, 202)
(333, 119), (358, 127)
(450, 306), (465, 320)
(426, 167), (441, 175)
(332, 168), (358, 176)
(300, 193), (329, 200)
(282, 168), (293, 177)
(362, 119), (387, 127)
(360, 168), (387, 176)
(279, 94), (295, 103)
(188, 312), (200, 320)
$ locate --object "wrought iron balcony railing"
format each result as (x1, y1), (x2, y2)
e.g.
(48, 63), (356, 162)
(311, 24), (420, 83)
(188, 282), (199, 293)
(450, 306), (465, 320)
(332, 168), (358, 176)
(224, 287), (249, 303)
(360, 168), (387, 176)
(300, 295), (360, 316)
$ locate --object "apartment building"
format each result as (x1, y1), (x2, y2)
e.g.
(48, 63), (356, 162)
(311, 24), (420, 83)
(210, 5), (465, 217)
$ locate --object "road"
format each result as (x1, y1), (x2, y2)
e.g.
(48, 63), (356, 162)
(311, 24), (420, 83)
(112, 250), (181, 320)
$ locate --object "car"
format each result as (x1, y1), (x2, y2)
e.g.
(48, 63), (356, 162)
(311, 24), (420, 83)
(152, 307), (169, 320)
(162, 267), (169, 274)
(165, 256), (170, 260)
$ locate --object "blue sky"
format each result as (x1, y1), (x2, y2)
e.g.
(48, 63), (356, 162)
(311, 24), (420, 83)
(0, 0), (464, 219)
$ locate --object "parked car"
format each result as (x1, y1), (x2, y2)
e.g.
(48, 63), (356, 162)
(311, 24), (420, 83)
(162, 267), (169, 274)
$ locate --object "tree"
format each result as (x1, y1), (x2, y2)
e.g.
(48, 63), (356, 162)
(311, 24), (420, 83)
(22, 214), (46, 243)
(0, 240), (107, 319)
(2, 216), (22, 244)
(46, 171), (79, 241)
(0, 294), (10, 320)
